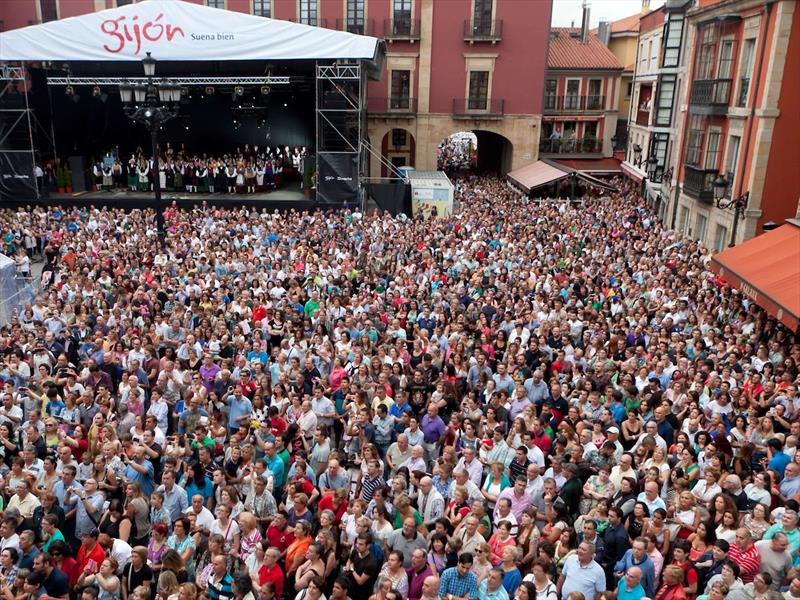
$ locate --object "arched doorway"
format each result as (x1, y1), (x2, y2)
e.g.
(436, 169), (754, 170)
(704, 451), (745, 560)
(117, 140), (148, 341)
(380, 128), (415, 177)
(473, 129), (513, 174)
(437, 130), (513, 175)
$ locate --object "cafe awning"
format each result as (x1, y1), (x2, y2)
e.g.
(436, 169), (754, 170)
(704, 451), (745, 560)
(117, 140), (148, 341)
(506, 160), (569, 193)
(709, 220), (800, 330)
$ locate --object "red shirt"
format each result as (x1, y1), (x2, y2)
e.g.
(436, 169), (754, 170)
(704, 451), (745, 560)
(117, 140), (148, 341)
(265, 524), (295, 554)
(76, 542), (105, 576)
(318, 494), (348, 523)
(258, 562), (284, 599)
(728, 543), (760, 583)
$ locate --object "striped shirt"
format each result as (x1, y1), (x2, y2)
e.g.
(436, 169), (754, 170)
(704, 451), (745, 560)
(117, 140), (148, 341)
(728, 543), (760, 583)
(207, 572), (233, 600)
(361, 474), (385, 503)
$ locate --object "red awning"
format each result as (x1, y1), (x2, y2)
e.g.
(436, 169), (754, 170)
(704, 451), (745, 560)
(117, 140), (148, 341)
(506, 160), (569, 193)
(554, 158), (622, 173)
(621, 162), (643, 183)
(709, 221), (800, 330)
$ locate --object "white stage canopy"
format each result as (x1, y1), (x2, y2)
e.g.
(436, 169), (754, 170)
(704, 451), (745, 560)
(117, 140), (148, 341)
(0, 0), (382, 62)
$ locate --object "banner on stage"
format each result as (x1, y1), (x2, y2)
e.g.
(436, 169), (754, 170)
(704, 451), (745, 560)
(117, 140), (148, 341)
(0, 0), (379, 62)
(0, 153), (37, 200)
(317, 153), (359, 204)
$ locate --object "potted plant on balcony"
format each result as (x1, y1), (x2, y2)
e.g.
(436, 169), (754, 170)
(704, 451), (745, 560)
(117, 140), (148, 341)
(582, 133), (598, 153)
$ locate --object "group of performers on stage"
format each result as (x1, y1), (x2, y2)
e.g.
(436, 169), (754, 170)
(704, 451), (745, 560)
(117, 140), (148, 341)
(91, 143), (308, 194)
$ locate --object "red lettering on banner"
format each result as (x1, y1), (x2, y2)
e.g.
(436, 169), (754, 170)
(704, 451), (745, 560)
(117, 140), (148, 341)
(100, 12), (185, 55)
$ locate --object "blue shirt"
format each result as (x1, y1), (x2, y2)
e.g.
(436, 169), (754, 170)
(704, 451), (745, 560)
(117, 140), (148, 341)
(560, 554), (606, 600)
(267, 455), (285, 490)
(614, 551), (655, 597)
(226, 394), (253, 429)
(124, 460), (155, 497)
(158, 483), (189, 522)
(769, 451), (791, 477)
(616, 577), (645, 600)
(52, 480), (82, 513)
(439, 567), (478, 600)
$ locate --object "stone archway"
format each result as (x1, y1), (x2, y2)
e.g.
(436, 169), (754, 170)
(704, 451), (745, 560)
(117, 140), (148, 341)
(436, 129), (513, 175)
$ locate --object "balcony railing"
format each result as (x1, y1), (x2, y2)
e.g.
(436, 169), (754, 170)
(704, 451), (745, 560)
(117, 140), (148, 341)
(636, 108), (650, 127)
(683, 164), (718, 202)
(289, 17), (328, 27)
(543, 94), (605, 112)
(463, 19), (503, 42)
(336, 18), (374, 35)
(384, 18), (420, 40)
(369, 97), (418, 115)
(452, 97), (505, 118)
(539, 138), (603, 154)
(689, 79), (732, 114)
(737, 78), (750, 107)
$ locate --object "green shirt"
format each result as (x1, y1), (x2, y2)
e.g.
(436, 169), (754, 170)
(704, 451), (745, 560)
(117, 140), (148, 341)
(43, 529), (66, 552)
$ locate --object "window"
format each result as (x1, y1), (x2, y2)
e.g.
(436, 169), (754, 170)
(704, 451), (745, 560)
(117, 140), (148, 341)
(544, 80), (557, 110)
(696, 25), (718, 80)
(565, 79), (580, 110)
(686, 115), (704, 166)
(655, 74), (677, 126)
(695, 213), (708, 242)
(116, 0), (134, 5)
(679, 206), (690, 235)
(473, 0), (493, 36)
(714, 225), (728, 252)
(583, 122), (598, 139)
(587, 79), (602, 109)
(647, 40), (654, 71)
(650, 133), (670, 177)
(704, 130), (721, 170)
(625, 82), (633, 99)
(39, 0), (57, 22)
(738, 39), (755, 107)
(662, 12), (684, 68)
(724, 135), (741, 198)
(392, 0), (412, 36)
(391, 129), (408, 147)
(298, 0), (318, 25)
(717, 39), (735, 80)
(390, 70), (411, 108)
(468, 71), (490, 110)
(253, 0), (271, 17)
(206, 0), (225, 8)
(346, 0), (365, 33)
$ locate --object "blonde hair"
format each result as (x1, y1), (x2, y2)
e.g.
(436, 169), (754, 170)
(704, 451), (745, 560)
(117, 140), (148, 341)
(158, 571), (180, 595)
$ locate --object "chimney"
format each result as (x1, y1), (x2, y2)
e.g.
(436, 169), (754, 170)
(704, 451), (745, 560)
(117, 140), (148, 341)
(641, 0), (650, 14)
(581, 1), (590, 43)
(597, 20), (610, 45)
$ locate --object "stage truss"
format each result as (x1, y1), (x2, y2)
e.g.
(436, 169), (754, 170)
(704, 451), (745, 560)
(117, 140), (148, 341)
(0, 64), (38, 200)
(46, 76), (291, 86)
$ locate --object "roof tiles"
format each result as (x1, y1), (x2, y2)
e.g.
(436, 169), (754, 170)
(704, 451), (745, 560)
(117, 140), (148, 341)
(547, 28), (624, 70)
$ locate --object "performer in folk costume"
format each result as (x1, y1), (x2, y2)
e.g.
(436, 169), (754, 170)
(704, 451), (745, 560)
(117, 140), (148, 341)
(235, 161), (245, 189)
(165, 162), (175, 191)
(101, 163), (113, 191)
(183, 161), (195, 193)
(111, 160), (123, 189)
(196, 162), (209, 193)
(92, 161), (103, 191)
(255, 161), (265, 189)
(127, 157), (138, 191)
(137, 160), (150, 192)
(216, 162), (228, 193)
(225, 162), (237, 193)
(158, 159), (167, 191)
(245, 162), (256, 193)
(174, 161), (184, 191)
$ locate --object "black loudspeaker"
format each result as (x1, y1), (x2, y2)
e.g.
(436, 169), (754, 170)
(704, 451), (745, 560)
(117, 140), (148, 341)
(68, 156), (87, 192)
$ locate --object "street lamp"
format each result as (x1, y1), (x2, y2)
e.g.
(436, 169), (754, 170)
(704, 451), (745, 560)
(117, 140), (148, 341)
(646, 155), (658, 180)
(632, 143), (642, 167)
(118, 52), (182, 247)
(713, 174), (749, 247)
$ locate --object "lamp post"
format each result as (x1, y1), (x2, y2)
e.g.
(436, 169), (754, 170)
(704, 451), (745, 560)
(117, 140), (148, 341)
(119, 52), (182, 247)
(713, 174), (749, 247)
(632, 143), (642, 167)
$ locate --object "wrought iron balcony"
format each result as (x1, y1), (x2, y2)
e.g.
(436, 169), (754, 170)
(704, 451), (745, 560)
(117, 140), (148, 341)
(369, 97), (418, 115)
(289, 17), (328, 28)
(543, 94), (605, 112)
(452, 97), (504, 118)
(683, 164), (718, 202)
(539, 138), (603, 154)
(689, 79), (732, 115)
(384, 18), (420, 40)
(463, 19), (503, 42)
(336, 18), (374, 35)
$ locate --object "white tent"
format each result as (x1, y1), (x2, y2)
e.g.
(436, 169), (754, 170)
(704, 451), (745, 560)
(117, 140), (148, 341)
(0, 0), (381, 62)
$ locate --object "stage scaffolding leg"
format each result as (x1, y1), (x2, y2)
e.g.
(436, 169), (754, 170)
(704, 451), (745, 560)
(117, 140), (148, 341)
(0, 63), (38, 201)
(315, 62), (365, 206)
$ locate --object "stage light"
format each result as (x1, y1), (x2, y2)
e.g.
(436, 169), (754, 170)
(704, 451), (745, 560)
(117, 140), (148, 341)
(283, 103), (287, 107)
(234, 86), (244, 96)
(144, 108), (153, 118)
(260, 86), (271, 95)
(92, 85), (101, 97)
(205, 86), (215, 95)
(185, 125), (189, 130)
(65, 85), (74, 96)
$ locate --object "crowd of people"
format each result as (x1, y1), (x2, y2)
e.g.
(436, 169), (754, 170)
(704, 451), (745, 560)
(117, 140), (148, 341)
(437, 136), (477, 172)
(0, 174), (798, 600)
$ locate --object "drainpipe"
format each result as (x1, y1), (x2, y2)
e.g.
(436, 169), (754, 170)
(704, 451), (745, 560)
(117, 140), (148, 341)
(733, 1), (773, 240)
